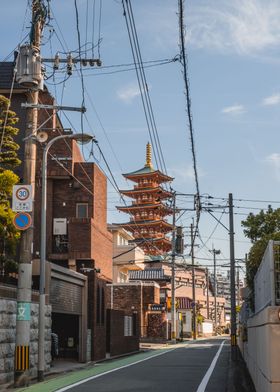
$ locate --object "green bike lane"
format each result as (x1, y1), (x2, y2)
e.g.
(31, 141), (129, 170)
(18, 345), (180, 392)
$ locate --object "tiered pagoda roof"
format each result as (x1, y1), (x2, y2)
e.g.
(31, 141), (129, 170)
(116, 143), (174, 256)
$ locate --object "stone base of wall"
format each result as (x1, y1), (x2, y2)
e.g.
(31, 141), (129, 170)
(0, 298), (51, 385)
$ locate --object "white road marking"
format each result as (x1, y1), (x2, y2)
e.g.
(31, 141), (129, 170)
(196, 340), (226, 392)
(55, 348), (177, 392)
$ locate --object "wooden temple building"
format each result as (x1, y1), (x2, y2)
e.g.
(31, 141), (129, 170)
(117, 143), (174, 256)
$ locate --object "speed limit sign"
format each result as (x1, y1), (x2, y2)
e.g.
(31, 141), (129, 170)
(12, 185), (33, 212)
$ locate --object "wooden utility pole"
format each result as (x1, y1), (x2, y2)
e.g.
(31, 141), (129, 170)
(14, 0), (45, 385)
(191, 223), (197, 340)
(206, 268), (209, 319)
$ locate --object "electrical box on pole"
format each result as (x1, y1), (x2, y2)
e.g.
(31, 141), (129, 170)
(15, 45), (44, 90)
(175, 226), (184, 254)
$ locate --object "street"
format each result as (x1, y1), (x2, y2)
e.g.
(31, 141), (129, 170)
(49, 338), (245, 392)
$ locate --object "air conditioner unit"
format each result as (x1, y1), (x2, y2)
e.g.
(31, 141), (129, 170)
(53, 218), (67, 235)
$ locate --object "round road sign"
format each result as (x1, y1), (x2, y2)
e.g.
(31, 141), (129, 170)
(15, 186), (30, 201)
(13, 212), (32, 231)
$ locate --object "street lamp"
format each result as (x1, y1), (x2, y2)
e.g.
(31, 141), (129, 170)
(37, 132), (94, 381)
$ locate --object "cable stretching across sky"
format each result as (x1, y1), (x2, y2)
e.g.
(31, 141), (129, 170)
(178, 0), (201, 248)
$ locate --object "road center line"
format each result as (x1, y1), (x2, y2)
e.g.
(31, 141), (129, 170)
(196, 340), (226, 392)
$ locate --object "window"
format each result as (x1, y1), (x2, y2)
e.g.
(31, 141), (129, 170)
(117, 234), (128, 246)
(124, 316), (133, 336)
(76, 203), (88, 218)
(119, 271), (128, 283)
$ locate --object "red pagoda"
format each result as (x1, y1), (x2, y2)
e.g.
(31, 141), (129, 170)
(117, 143), (174, 256)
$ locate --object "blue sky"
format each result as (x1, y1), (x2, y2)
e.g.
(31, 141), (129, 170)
(2, 0), (280, 276)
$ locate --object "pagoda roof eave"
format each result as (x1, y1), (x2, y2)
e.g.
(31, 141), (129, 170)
(120, 187), (173, 197)
(118, 220), (173, 229)
(130, 237), (171, 245)
(123, 167), (173, 183)
(116, 204), (173, 213)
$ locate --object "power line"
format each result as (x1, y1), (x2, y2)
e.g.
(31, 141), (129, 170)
(122, 0), (168, 178)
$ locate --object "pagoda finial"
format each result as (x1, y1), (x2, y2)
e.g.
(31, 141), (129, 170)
(145, 142), (153, 168)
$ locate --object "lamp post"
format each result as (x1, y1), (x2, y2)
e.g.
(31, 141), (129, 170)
(37, 132), (94, 381)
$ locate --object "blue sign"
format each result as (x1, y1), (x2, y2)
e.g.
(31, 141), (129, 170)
(17, 302), (31, 321)
(13, 212), (32, 231)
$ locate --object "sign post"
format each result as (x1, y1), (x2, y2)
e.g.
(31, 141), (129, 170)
(13, 212), (32, 231)
(12, 185), (33, 212)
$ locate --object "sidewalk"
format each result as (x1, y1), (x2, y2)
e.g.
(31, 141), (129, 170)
(227, 349), (256, 392)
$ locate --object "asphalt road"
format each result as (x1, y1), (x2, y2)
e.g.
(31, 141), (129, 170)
(60, 338), (232, 392)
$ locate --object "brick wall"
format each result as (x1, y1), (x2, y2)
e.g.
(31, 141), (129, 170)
(87, 272), (107, 361)
(107, 309), (139, 357)
(147, 313), (167, 340)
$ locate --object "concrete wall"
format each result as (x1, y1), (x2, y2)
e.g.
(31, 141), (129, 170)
(240, 306), (280, 392)
(0, 298), (51, 385)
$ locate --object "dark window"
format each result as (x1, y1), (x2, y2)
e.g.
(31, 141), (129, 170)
(76, 203), (88, 218)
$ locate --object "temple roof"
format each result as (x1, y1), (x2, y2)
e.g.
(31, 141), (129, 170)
(117, 203), (173, 213)
(123, 168), (173, 183)
(120, 186), (173, 198)
(119, 219), (173, 229)
(122, 142), (173, 183)
(129, 268), (170, 281)
(130, 237), (171, 245)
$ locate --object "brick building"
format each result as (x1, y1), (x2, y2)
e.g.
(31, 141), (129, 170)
(0, 62), (124, 363)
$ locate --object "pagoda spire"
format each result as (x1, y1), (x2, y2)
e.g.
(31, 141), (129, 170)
(144, 142), (153, 169)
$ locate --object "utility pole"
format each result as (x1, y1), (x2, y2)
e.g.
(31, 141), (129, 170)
(171, 192), (177, 344)
(237, 266), (240, 307)
(206, 268), (209, 319)
(210, 248), (220, 335)
(14, 0), (45, 385)
(229, 193), (237, 360)
(191, 223), (197, 340)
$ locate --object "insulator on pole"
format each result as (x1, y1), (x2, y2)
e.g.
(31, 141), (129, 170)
(53, 53), (60, 70)
(67, 53), (73, 76)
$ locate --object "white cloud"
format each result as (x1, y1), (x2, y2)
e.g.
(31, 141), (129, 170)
(117, 84), (140, 103)
(266, 153), (280, 166)
(265, 153), (280, 180)
(222, 104), (246, 115)
(169, 165), (205, 184)
(188, 0), (280, 57)
(262, 93), (280, 106)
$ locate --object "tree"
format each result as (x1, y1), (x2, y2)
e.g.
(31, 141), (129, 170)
(0, 94), (21, 172)
(242, 207), (280, 309)
(0, 95), (21, 274)
(241, 205), (280, 243)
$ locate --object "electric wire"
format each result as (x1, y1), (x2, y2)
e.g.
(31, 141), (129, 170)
(122, 0), (168, 178)
(178, 0), (201, 252)
(74, 0), (86, 149)
(91, 0), (96, 57)
(98, 0), (102, 59)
